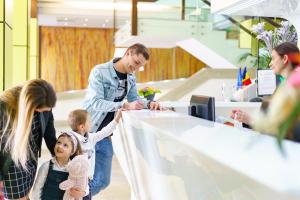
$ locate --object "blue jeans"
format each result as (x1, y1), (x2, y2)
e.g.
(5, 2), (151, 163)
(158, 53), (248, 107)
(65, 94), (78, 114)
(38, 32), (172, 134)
(89, 137), (113, 196)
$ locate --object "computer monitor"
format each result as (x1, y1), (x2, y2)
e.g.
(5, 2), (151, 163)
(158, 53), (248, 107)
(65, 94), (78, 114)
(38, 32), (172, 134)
(188, 95), (215, 122)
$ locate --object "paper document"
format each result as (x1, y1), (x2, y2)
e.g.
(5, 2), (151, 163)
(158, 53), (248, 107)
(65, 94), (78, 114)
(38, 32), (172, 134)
(257, 70), (276, 96)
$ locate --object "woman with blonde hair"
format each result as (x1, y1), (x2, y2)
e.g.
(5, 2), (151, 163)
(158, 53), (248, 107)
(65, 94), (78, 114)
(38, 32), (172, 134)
(0, 79), (57, 200)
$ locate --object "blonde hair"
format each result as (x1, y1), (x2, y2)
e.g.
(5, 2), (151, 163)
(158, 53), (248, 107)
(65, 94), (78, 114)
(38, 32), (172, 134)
(0, 86), (22, 148)
(68, 109), (88, 132)
(4, 79), (56, 169)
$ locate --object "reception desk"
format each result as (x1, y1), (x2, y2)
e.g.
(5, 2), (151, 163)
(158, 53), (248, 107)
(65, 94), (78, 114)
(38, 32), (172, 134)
(113, 110), (300, 200)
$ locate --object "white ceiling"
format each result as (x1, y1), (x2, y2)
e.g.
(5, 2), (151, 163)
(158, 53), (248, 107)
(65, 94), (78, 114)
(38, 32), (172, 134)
(38, 0), (177, 28)
(38, 0), (127, 28)
(211, 0), (300, 17)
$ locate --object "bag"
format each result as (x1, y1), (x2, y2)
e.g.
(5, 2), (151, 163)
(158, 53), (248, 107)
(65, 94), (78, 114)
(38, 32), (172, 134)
(0, 134), (12, 181)
(0, 131), (12, 180)
(0, 150), (12, 180)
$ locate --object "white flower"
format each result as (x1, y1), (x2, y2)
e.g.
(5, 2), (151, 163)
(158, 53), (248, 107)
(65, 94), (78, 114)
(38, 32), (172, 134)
(252, 21), (297, 55)
(252, 22), (265, 34)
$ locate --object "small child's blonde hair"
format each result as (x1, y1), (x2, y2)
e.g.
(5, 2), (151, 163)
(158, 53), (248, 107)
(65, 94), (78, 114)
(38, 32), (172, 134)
(68, 109), (89, 131)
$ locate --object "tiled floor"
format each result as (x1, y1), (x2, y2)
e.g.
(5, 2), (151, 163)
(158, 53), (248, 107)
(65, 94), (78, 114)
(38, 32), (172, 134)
(94, 156), (130, 200)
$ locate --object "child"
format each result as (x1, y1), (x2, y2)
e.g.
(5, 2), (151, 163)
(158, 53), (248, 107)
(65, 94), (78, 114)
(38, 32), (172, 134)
(31, 132), (88, 200)
(67, 109), (123, 199)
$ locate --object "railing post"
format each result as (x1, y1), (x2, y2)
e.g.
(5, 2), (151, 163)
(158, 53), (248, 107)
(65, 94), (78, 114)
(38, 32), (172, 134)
(132, 0), (138, 35)
(181, 0), (185, 20)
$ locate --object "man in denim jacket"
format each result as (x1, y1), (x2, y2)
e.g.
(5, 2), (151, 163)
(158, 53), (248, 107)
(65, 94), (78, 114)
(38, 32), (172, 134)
(83, 43), (161, 196)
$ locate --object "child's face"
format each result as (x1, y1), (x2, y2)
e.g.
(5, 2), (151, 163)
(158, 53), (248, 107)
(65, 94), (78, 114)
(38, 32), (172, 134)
(54, 136), (73, 159)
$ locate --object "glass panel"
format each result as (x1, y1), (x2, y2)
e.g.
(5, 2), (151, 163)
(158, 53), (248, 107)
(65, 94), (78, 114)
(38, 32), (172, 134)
(136, 0), (255, 66)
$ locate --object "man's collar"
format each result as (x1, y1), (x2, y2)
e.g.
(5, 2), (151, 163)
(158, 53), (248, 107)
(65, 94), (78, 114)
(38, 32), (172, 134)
(111, 57), (133, 76)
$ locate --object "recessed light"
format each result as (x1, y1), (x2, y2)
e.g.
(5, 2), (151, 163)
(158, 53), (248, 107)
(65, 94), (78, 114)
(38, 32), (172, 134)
(105, 19), (109, 23)
(83, 24), (87, 26)
(84, 18), (89, 22)
(102, 24), (106, 27)
(64, 17), (68, 21)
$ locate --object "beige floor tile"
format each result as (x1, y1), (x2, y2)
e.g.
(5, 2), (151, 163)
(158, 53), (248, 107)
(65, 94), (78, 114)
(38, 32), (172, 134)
(93, 156), (130, 200)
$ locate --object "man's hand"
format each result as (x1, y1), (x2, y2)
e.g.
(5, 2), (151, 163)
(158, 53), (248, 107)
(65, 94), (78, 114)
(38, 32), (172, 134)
(70, 188), (85, 198)
(123, 100), (144, 110)
(149, 101), (162, 110)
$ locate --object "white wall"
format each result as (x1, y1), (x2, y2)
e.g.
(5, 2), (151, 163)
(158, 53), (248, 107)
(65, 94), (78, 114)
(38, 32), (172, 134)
(211, 0), (242, 12)
(178, 78), (237, 102)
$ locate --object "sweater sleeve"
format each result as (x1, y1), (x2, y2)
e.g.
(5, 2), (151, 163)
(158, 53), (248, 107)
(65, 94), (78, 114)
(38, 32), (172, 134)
(43, 111), (57, 156)
(91, 120), (117, 145)
(31, 161), (50, 200)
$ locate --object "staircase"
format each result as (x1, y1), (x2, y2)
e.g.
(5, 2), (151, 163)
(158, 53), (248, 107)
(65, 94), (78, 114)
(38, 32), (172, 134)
(115, 7), (251, 67)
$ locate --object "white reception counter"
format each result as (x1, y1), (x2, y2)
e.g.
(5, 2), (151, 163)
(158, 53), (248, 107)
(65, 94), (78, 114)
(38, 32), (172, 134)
(113, 110), (300, 200)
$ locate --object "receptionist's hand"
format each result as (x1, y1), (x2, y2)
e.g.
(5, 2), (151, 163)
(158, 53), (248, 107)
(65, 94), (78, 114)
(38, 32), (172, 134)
(231, 109), (251, 125)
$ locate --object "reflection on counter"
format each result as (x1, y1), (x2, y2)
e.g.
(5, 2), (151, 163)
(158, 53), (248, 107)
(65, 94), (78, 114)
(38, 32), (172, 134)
(113, 110), (300, 200)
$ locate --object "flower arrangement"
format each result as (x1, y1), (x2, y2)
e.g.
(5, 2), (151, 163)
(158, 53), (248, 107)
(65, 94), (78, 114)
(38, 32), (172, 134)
(138, 86), (161, 98)
(252, 21), (298, 54)
(251, 21), (298, 68)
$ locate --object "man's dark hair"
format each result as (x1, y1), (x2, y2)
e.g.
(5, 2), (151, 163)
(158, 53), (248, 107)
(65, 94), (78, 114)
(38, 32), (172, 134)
(126, 43), (150, 60)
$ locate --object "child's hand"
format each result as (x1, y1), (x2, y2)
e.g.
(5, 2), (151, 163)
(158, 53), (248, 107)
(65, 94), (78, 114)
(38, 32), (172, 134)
(70, 188), (85, 198)
(114, 108), (125, 123)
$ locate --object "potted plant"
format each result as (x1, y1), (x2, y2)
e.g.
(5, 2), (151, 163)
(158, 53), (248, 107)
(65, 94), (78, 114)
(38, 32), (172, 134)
(138, 86), (161, 101)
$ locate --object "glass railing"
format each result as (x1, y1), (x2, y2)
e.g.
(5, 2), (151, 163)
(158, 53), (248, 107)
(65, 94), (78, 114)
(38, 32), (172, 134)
(134, 0), (254, 66)
(113, 0), (283, 67)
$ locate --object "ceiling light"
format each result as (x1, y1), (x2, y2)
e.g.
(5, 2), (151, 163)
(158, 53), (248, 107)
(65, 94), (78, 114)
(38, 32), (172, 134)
(102, 24), (106, 28)
(83, 23), (87, 26)
(64, 17), (68, 21)
(84, 18), (88, 22)
(62, 1), (171, 12)
(105, 19), (109, 23)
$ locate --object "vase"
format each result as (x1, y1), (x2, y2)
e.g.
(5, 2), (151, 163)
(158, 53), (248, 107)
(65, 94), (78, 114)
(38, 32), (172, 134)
(146, 94), (155, 101)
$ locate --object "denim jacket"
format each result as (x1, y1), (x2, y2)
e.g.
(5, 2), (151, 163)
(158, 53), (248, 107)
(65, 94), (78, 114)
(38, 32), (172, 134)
(83, 59), (148, 132)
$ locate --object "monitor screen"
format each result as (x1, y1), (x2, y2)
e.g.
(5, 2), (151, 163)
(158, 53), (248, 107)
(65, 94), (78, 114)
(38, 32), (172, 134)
(188, 95), (215, 122)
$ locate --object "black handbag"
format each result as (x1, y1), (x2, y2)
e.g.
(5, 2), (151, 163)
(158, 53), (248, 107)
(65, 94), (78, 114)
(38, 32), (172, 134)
(0, 135), (12, 181)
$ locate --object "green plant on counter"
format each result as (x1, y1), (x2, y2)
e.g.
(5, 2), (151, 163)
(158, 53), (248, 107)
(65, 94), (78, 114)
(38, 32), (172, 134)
(258, 47), (272, 69)
(138, 86), (161, 97)
(237, 52), (258, 68)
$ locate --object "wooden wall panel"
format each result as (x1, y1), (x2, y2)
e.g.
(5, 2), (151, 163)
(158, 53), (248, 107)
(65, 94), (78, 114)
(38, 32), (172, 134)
(135, 47), (206, 83)
(74, 28), (114, 89)
(135, 48), (173, 82)
(40, 27), (114, 92)
(175, 47), (206, 78)
(41, 27), (205, 89)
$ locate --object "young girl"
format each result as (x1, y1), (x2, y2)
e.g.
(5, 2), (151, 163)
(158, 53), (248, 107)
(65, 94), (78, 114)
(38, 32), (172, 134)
(31, 132), (88, 200)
